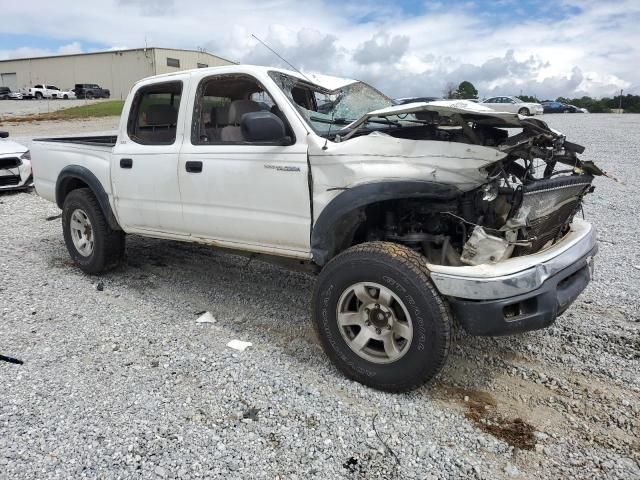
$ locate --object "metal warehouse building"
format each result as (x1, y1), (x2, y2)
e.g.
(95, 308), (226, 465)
(0, 48), (235, 100)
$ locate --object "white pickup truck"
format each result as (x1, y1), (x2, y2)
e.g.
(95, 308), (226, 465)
(31, 65), (602, 391)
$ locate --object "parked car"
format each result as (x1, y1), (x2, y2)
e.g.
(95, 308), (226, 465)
(57, 88), (76, 100)
(31, 65), (602, 391)
(0, 131), (32, 190)
(73, 83), (110, 99)
(541, 101), (584, 113)
(0, 87), (23, 100)
(479, 96), (543, 116)
(27, 84), (62, 100)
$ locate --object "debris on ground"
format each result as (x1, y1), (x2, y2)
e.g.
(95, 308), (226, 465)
(195, 311), (216, 324)
(227, 339), (252, 351)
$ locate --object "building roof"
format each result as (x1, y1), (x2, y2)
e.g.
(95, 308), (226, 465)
(0, 47), (236, 65)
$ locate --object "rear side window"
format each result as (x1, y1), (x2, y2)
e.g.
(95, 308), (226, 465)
(127, 81), (182, 145)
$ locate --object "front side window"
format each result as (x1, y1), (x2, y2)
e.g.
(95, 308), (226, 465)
(127, 81), (182, 145)
(269, 71), (394, 137)
(191, 74), (291, 145)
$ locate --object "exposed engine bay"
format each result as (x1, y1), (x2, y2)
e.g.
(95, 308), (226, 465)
(350, 115), (605, 267)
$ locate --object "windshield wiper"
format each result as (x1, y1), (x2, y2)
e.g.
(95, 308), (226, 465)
(364, 116), (401, 127)
(309, 116), (353, 125)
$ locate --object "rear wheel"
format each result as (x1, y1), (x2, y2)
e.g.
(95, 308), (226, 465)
(35, 92), (43, 100)
(518, 107), (530, 116)
(86, 93), (94, 99)
(62, 188), (125, 274)
(312, 241), (452, 392)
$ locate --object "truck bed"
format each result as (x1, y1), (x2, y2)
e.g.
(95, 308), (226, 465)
(33, 135), (117, 147)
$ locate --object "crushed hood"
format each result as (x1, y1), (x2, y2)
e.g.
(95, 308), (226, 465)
(341, 99), (553, 135)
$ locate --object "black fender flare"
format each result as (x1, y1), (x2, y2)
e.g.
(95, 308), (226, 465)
(56, 165), (121, 230)
(310, 180), (461, 266)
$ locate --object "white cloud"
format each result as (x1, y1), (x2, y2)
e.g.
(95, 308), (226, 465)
(0, 0), (638, 98)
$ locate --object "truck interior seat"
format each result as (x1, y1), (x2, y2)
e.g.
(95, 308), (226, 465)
(136, 104), (178, 143)
(220, 100), (261, 142)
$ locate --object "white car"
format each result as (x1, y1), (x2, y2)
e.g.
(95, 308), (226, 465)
(0, 131), (32, 190)
(480, 96), (543, 116)
(56, 88), (76, 100)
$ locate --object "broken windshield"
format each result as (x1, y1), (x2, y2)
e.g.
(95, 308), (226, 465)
(268, 71), (394, 136)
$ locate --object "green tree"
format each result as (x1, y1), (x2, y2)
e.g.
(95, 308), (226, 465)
(518, 95), (540, 103)
(454, 81), (478, 99)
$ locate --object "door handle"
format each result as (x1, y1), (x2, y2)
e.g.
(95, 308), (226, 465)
(120, 158), (133, 169)
(185, 161), (203, 173)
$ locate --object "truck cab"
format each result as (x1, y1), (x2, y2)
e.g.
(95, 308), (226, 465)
(31, 65), (603, 391)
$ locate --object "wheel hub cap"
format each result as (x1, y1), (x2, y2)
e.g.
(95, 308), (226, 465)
(337, 282), (414, 364)
(70, 209), (94, 257)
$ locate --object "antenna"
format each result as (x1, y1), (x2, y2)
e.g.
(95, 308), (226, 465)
(251, 34), (312, 82)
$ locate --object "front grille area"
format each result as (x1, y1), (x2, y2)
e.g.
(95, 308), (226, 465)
(515, 175), (593, 254)
(0, 175), (20, 187)
(0, 157), (21, 169)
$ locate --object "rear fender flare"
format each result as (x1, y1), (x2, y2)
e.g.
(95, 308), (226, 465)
(311, 180), (461, 266)
(56, 165), (121, 230)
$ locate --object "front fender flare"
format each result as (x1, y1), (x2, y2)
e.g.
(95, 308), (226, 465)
(310, 180), (461, 266)
(56, 165), (121, 230)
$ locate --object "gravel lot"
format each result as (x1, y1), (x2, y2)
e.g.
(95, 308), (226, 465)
(1, 114), (638, 479)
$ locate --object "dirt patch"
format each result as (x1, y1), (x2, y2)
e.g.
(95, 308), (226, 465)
(440, 386), (536, 450)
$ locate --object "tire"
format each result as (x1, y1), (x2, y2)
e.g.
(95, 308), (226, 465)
(62, 188), (125, 274)
(312, 241), (452, 392)
(86, 93), (94, 100)
(518, 107), (530, 116)
(562, 109), (570, 113)
(35, 92), (43, 100)
(63, 94), (68, 99)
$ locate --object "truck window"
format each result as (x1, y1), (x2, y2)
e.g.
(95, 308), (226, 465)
(127, 81), (182, 145)
(191, 74), (290, 145)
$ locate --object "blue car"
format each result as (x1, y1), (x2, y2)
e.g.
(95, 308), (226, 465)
(542, 101), (582, 113)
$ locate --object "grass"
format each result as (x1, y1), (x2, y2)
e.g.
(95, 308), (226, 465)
(0, 100), (125, 123)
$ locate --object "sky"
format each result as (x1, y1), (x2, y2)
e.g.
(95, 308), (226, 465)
(0, 0), (638, 99)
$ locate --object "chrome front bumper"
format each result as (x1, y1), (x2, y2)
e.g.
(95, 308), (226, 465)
(428, 219), (597, 300)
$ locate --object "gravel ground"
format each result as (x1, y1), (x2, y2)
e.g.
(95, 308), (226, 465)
(1, 114), (638, 479)
(0, 99), (109, 120)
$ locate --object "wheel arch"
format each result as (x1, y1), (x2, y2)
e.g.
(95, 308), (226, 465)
(310, 180), (461, 266)
(56, 165), (121, 230)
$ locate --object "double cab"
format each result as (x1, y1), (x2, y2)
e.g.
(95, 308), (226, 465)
(31, 65), (602, 391)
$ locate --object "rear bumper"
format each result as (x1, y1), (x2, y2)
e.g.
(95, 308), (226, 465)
(428, 219), (597, 335)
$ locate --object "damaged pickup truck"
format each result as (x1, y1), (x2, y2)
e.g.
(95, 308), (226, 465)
(31, 65), (603, 391)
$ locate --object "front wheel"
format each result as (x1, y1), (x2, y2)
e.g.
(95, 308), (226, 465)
(312, 242), (452, 392)
(62, 188), (125, 274)
(518, 107), (530, 116)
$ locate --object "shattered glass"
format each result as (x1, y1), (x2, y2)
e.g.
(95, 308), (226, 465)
(269, 71), (393, 135)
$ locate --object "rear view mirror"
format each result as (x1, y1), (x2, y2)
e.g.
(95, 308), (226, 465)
(241, 111), (289, 144)
(0, 131), (8, 138)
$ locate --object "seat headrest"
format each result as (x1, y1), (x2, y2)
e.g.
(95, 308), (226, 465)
(212, 105), (229, 126)
(146, 104), (177, 126)
(227, 100), (260, 125)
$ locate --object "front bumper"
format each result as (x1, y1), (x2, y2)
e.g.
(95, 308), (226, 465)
(428, 219), (597, 335)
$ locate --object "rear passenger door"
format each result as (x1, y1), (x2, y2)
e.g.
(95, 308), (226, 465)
(178, 73), (311, 256)
(111, 80), (187, 235)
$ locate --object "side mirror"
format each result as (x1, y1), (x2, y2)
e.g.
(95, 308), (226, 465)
(241, 111), (288, 143)
(0, 131), (8, 138)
